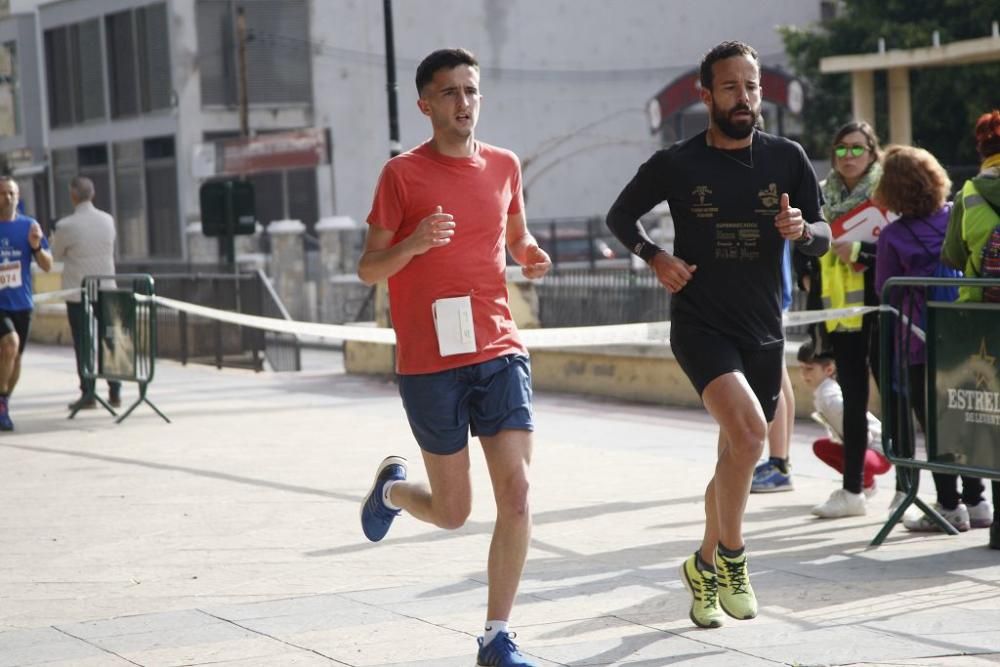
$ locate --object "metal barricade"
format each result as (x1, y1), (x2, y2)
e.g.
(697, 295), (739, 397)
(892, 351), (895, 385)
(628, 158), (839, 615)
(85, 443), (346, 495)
(69, 273), (169, 424)
(873, 276), (1000, 545)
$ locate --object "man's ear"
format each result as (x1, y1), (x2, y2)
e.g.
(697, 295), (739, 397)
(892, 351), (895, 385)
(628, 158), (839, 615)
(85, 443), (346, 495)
(417, 97), (430, 117)
(698, 84), (712, 110)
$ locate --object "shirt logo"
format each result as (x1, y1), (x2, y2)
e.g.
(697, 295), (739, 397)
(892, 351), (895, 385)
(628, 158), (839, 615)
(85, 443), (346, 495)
(758, 183), (780, 209)
(692, 185), (712, 206)
(691, 185), (718, 219)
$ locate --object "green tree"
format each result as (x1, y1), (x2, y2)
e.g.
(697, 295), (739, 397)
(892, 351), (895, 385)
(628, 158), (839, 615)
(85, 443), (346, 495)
(781, 0), (1000, 166)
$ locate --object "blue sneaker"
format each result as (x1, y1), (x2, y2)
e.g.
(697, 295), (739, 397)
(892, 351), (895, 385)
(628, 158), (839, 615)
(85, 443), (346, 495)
(360, 456), (406, 542)
(750, 461), (792, 493)
(0, 397), (13, 432)
(476, 631), (537, 666)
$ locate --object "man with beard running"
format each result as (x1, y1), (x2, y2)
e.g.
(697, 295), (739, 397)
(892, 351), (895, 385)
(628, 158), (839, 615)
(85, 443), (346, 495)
(605, 41), (830, 629)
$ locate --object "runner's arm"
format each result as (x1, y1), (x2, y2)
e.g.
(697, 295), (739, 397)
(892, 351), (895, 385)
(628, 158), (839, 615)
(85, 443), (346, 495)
(606, 152), (670, 264)
(793, 220), (831, 256)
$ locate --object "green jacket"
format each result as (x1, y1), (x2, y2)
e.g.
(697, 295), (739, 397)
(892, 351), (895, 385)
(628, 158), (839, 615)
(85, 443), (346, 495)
(943, 172), (1000, 302)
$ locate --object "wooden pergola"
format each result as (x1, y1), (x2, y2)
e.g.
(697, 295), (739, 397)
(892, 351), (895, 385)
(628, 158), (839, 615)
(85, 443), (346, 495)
(820, 27), (1000, 145)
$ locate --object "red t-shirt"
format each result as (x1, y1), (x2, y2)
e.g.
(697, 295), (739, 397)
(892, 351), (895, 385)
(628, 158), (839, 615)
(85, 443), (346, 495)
(367, 140), (527, 375)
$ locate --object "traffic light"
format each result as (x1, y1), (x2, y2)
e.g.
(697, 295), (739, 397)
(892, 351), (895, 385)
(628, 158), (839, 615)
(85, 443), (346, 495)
(199, 180), (256, 237)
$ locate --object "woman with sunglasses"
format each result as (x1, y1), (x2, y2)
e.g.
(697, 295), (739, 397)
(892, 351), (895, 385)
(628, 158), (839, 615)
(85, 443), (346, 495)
(801, 120), (892, 518)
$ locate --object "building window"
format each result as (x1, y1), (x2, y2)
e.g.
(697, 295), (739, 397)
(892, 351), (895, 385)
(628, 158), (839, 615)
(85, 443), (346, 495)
(106, 3), (171, 119)
(0, 41), (20, 137)
(51, 147), (77, 218)
(112, 136), (180, 259)
(44, 19), (106, 128)
(144, 136), (180, 257)
(114, 140), (146, 258)
(52, 143), (112, 218)
(196, 0), (311, 107)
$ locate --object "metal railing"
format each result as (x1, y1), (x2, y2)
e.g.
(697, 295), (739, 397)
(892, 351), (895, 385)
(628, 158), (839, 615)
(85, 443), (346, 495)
(117, 262), (301, 372)
(872, 276), (1000, 546)
(534, 267), (670, 327)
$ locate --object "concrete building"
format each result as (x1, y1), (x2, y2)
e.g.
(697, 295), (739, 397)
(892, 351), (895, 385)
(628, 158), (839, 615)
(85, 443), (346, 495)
(0, 0), (826, 262)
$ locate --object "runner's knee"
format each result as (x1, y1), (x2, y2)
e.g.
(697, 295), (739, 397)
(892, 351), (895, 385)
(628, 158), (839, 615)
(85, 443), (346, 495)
(496, 475), (530, 520)
(434, 495), (472, 530)
(727, 417), (767, 462)
(0, 332), (18, 358)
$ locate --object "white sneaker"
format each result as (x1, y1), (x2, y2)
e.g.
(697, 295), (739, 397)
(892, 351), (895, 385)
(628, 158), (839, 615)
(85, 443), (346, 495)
(863, 478), (878, 499)
(812, 489), (867, 518)
(968, 500), (994, 529)
(903, 503), (970, 532)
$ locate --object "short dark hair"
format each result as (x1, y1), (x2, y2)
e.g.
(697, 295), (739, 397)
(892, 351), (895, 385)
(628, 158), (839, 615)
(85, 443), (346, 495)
(797, 340), (833, 366)
(415, 48), (479, 94)
(699, 41), (759, 90)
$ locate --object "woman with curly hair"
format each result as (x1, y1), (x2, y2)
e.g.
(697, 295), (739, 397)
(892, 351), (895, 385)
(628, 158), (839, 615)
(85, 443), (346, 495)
(874, 144), (992, 532)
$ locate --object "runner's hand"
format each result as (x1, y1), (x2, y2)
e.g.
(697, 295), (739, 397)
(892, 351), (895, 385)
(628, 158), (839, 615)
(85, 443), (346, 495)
(406, 205), (455, 255)
(832, 240), (854, 264)
(28, 221), (42, 250)
(774, 193), (805, 240)
(521, 244), (551, 280)
(649, 252), (696, 293)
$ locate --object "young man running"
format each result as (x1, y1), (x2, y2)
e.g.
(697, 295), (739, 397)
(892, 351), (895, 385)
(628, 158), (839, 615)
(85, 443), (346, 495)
(358, 48), (550, 666)
(606, 41), (830, 629)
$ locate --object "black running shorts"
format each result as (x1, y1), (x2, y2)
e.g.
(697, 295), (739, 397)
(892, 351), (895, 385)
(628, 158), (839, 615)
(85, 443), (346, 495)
(0, 309), (32, 355)
(670, 324), (783, 422)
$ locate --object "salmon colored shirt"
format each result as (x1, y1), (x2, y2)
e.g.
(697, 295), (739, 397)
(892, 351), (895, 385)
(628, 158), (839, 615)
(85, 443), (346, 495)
(367, 140), (527, 375)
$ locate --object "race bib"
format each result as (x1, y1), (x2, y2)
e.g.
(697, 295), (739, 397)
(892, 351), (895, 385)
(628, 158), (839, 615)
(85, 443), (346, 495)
(432, 295), (477, 356)
(0, 261), (21, 290)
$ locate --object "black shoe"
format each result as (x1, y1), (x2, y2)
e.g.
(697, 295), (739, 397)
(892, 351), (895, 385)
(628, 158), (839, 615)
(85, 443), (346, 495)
(69, 397), (97, 410)
(109, 395), (122, 408)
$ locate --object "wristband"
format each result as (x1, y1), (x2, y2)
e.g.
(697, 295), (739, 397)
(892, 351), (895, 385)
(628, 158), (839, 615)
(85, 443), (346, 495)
(31, 245), (41, 254)
(635, 241), (664, 264)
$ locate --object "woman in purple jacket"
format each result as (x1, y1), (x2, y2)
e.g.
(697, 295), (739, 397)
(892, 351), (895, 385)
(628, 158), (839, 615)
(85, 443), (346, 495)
(873, 145), (992, 533)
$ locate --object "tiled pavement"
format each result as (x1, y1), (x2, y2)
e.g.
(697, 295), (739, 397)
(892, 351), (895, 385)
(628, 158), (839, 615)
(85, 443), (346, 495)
(1, 345), (998, 666)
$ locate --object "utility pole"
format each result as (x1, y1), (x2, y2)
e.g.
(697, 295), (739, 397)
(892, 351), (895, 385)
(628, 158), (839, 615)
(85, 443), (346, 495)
(382, 0), (401, 157)
(236, 6), (249, 137)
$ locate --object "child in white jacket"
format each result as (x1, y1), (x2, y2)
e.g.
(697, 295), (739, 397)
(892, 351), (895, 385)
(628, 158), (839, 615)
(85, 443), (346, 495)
(798, 342), (891, 502)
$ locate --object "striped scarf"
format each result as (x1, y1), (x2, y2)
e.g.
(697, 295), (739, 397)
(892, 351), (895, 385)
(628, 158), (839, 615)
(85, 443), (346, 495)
(821, 162), (882, 222)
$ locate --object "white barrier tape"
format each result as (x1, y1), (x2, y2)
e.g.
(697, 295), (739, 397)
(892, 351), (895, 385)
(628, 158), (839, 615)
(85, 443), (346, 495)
(520, 321), (670, 348)
(32, 288), (82, 303)
(783, 305), (882, 327)
(151, 295), (397, 344)
(33, 289), (921, 349)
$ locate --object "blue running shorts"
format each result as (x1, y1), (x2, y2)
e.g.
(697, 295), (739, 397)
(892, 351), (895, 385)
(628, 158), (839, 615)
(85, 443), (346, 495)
(398, 354), (534, 455)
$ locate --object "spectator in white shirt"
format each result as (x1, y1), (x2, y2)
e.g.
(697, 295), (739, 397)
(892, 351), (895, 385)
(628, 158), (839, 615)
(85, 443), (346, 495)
(50, 177), (121, 410)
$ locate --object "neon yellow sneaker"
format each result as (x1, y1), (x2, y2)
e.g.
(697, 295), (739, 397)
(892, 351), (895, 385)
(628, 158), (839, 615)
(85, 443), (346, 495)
(715, 550), (758, 620)
(680, 553), (724, 628)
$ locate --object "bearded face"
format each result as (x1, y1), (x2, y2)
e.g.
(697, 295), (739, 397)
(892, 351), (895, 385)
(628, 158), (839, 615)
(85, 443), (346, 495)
(711, 98), (760, 140)
(703, 54), (762, 140)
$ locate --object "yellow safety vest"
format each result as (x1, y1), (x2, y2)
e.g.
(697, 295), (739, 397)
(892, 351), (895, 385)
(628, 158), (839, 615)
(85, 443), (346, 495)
(958, 179), (1000, 303)
(819, 250), (866, 332)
